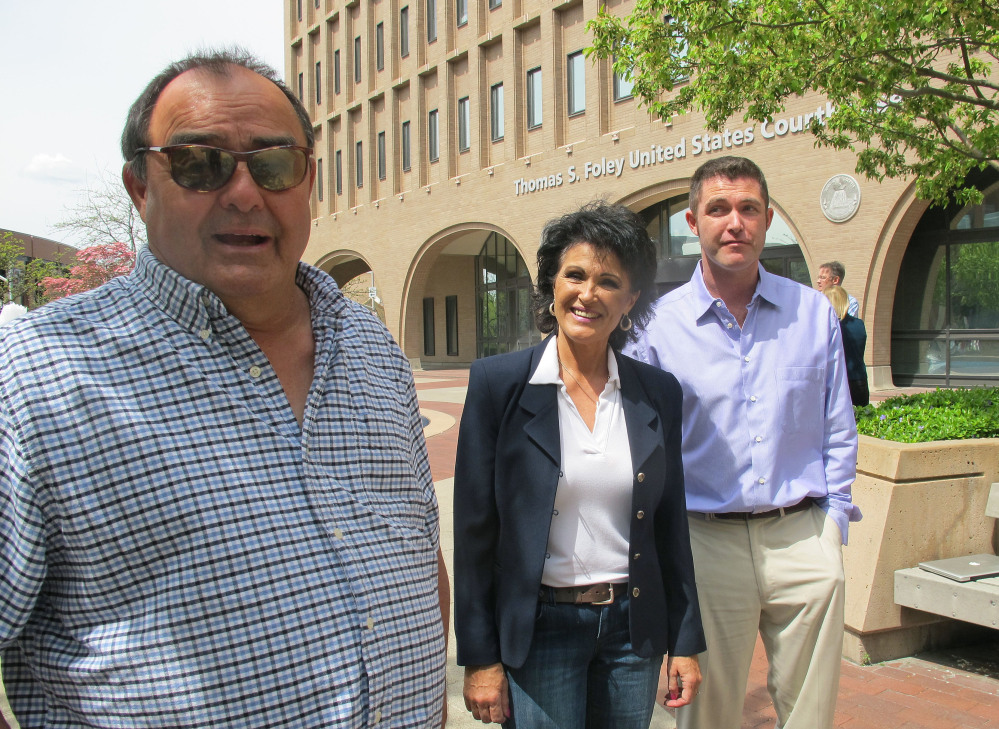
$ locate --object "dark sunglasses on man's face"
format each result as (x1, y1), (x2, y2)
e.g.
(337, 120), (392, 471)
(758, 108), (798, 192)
(134, 144), (313, 192)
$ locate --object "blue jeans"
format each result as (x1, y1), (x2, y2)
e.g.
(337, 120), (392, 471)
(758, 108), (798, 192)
(505, 591), (662, 729)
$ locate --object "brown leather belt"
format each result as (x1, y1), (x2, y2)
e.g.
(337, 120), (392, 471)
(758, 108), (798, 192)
(540, 582), (626, 605)
(696, 497), (815, 521)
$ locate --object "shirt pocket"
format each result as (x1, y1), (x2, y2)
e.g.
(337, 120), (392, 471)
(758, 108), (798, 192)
(776, 367), (823, 433)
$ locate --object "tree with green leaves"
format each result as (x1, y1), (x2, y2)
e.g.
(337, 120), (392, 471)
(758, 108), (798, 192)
(588, 0), (999, 205)
(0, 231), (64, 309)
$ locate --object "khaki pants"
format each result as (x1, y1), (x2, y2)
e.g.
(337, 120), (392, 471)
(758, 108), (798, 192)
(677, 506), (845, 729)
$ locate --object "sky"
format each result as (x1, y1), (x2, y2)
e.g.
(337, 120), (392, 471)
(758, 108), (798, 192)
(0, 0), (286, 247)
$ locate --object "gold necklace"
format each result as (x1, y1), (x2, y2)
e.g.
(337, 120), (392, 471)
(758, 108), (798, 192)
(557, 355), (604, 405)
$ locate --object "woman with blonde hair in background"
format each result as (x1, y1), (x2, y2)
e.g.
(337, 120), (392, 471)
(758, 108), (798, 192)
(824, 284), (869, 406)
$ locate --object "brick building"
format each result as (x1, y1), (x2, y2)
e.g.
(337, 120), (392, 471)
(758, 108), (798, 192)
(286, 0), (999, 387)
(0, 229), (75, 309)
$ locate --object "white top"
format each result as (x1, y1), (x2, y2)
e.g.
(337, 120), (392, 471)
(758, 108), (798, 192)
(529, 336), (633, 587)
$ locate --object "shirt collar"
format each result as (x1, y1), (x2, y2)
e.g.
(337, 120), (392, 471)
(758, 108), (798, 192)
(689, 260), (784, 318)
(529, 335), (621, 389)
(129, 247), (347, 330)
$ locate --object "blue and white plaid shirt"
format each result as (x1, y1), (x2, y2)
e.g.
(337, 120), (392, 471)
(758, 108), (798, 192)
(0, 248), (445, 727)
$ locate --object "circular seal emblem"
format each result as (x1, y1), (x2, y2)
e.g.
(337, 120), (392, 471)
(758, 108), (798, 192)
(820, 174), (861, 223)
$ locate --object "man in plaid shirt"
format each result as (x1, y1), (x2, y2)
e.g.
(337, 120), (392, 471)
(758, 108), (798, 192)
(0, 49), (447, 728)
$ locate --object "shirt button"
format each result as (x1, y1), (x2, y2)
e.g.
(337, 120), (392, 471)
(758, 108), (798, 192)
(633, 553), (641, 560)
(750, 395), (757, 402)
(715, 301), (723, 308)
(758, 477), (766, 484)
(249, 365), (262, 378)
(755, 436), (763, 443)
(744, 356), (751, 362)
(366, 617), (375, 630)
(552, 509), (559, 516)
(726, 322), (733, 329)
(632, 587), (640, 597)
(636, 510), (645, 519)
(636, 473), (645, 483)
(333, 527), (344, 539)
(199, 328), (211, 340)
(374, 710), (382, 724)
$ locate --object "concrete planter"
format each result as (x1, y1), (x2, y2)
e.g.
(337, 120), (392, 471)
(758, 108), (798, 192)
(842, 435), (999, 663)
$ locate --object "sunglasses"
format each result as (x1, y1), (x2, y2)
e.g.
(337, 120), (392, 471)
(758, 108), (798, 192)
(135, 144), (313, 192)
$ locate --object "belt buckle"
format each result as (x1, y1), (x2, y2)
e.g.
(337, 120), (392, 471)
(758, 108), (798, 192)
(591, 583), (615, 605)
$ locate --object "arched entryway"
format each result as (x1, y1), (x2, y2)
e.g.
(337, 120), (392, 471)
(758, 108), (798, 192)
(401, 225), (536, 367)
(314, 250), (385, 321)
(891, 174), (999, 386)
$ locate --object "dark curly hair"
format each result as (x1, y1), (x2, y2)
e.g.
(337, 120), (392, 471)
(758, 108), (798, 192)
(531, 200), (657, 351)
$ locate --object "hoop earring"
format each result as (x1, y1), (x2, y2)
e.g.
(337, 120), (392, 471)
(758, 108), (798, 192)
(549, 302), (556, 316)
(619, 314), (633, 332)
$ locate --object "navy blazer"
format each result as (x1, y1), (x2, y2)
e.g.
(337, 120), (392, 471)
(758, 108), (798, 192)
(453, 341), (705, 669)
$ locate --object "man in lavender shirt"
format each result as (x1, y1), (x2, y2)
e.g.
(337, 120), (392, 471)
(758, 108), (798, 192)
(625, 156), (860, 729)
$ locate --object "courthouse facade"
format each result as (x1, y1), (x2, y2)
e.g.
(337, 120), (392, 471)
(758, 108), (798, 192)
(285, 0), (999, 387)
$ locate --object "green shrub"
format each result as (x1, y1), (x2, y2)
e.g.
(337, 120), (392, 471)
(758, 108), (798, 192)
(854, 387), (999, 443)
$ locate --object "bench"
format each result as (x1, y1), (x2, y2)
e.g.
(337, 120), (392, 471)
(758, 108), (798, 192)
(894, 483), (999, 630)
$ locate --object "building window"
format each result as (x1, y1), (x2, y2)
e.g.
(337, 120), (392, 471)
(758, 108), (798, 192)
(335, 150), (342, 195)
(567, 50), (585, 116)
(423, 297), (436, 356)
(613, 56), (634, 100)
(891, 183), (999, 386)
(489, 0), (501, 8)
(315, 62), (322, 105)
(400, 6), (410, 57)
(446, 295), (459, 356)
(376, 22), (385, 71)
(428, 109), (440, 162)
(490, 82), (504, 141)
(297, 0), (303, 22)
(456, 0), (468, 26)
(457, 97), (470, 152)
(427, 0), (437, 42)
(475, 232), (542, 358)
(402, 121), (412, 171)
(315, 0), (320, 7)
(334, 49), (341, 94)
(297, 72), (304, 101)
(527, 67), (542, 129)
(354, 36), (362, 83)
(317, 158), (324, 201)
(377, 131), (387, 180)
(355, 141), (363, 188)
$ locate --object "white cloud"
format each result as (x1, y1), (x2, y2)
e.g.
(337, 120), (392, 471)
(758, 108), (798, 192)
(24, 154), (85, 183)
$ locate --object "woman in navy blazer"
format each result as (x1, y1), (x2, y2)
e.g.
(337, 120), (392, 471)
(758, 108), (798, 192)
(454, 202), (705, 728)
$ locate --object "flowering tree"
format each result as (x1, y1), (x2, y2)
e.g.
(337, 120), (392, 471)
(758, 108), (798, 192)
(42, 241), (136, 301)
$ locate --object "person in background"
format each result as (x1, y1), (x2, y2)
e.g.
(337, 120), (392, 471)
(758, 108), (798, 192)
(816, 260), (860, 316)
(454, 201), (705, 727)
(0, 48), (447, 728)
(626, 156), (860, 729)
(824, 284), (869, 406)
